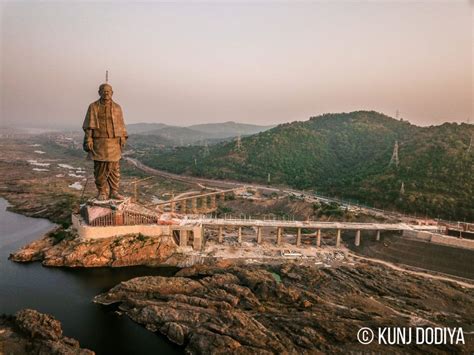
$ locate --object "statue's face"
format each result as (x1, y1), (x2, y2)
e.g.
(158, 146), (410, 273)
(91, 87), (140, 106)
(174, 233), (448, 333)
(99, 86), (113, 102)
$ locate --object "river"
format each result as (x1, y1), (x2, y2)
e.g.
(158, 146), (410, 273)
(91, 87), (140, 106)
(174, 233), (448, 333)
(0, 198), (181, 354)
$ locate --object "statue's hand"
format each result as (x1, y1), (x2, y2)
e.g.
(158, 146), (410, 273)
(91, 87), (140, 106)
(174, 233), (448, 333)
(120, 137), (127, 149)
(83, 139), (94, 152)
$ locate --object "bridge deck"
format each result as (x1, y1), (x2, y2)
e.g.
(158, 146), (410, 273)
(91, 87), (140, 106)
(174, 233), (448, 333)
(197, 219), (420, 231)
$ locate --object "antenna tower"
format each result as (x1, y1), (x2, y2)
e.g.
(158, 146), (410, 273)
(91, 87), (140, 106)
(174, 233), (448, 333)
(105, 70), (109, 83)
(467, 118), (472, 154)
(400, 181), (405, 195)
(389, 140), (400, 167)
(203, 141), (209, 156)
(236, 134), (242, 151)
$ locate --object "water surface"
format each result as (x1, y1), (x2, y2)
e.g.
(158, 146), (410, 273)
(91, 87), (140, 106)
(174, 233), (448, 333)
(0, 198), (181, 354)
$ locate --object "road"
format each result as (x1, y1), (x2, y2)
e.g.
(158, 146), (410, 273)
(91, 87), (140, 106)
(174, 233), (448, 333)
(126, 157), (297, 195)
(124, 157), (426, 223)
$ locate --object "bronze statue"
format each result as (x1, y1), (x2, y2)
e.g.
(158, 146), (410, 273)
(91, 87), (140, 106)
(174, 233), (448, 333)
(82, 83), (128, 201)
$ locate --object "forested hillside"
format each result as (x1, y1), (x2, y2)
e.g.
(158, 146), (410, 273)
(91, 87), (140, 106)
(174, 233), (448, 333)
(137, 111), (474, 220)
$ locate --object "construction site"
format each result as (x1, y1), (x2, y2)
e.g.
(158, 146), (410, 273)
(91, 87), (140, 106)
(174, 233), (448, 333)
(72, 184), (474, 259)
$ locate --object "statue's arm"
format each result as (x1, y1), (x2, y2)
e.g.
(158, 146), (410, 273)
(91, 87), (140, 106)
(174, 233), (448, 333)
(119, 106), (128, 148)
(83, 129), (94, 152)
(82, 105), (94, 152)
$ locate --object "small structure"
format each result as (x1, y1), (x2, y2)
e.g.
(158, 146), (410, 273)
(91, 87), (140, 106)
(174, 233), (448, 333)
(72, 198), (204, 250)
(152, 188), (238, 214)
(80, 198), (158, 226)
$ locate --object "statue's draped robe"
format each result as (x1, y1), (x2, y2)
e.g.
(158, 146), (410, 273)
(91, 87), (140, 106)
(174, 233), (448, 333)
(82, 100), (127, 195)
(82, 100), (127, 161)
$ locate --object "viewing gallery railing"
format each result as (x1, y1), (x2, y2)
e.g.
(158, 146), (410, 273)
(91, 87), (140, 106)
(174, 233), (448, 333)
(83, 210), (158, 227)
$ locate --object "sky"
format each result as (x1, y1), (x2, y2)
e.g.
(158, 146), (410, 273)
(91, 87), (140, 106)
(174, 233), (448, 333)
(0, 0), (472, 129)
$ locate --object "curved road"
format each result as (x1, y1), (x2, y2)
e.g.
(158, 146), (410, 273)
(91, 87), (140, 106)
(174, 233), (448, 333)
(124, 157), (425, 223)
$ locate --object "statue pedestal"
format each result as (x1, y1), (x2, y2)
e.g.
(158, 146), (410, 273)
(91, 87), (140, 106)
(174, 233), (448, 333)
(86, 196), (132, 209)
(72, 198), (202, 249)
(80, 197), (157, 226)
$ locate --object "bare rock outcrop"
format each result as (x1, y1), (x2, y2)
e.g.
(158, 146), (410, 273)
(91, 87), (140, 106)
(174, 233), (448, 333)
(94, 262), (474, 354)
(9, 231), (178, 267)
(0, 309), (93, 354)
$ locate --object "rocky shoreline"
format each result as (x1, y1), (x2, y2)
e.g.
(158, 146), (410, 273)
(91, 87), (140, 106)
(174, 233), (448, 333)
(9, 229), (182, 267)
(0, 309), (93, 354)
(93, 261), (474, 354)
(9, 226), (350, 269)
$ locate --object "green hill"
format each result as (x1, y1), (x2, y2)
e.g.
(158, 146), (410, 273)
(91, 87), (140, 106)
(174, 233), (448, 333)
(137, 111), (474, 221)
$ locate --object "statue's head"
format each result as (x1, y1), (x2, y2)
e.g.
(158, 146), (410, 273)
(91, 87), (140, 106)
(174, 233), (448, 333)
(98, 83), (113, 102)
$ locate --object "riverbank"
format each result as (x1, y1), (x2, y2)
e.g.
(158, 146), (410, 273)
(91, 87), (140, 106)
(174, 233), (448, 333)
(0, 198), (182, 354)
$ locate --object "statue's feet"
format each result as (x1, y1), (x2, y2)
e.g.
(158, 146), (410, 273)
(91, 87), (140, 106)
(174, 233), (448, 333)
(96, 192), (108, 201)
(110, 191), (125, 200)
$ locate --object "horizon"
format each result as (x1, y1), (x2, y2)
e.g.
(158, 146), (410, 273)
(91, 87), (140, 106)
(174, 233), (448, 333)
(2, 109), (473, 132)
(1, 1), (472, 129)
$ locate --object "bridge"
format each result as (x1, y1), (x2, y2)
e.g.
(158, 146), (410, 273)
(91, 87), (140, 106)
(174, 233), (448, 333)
(74, 206), (463, 252)
(173, 218), (443, 250)
(73, 191), (454, 252)
(151, 188), (240, 214)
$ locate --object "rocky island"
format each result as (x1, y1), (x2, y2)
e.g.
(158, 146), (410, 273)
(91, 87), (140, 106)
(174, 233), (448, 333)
(0, 309), (93, 355)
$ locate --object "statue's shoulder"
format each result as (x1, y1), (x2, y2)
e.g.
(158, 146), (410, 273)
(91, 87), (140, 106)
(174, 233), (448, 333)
(88, 100), (101, 109)
(112, 101), (122, 110)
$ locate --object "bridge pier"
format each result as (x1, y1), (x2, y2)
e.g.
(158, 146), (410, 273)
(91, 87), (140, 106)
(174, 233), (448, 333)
(355, 230), (361, 246)
(257, 226), (262, 244)
(170, 201), (176, 213)
(181, 200), (187, 214)
(276, 227), (282, 245)
(202, 196), (208, 211)
(211, 195), (217, 209)
(218, 226), (224, 243)
(179, 230), (188, 247)
(220, 192), (225, 201)
(336, 229), (341, 248)
(193, 226), (203, 250)
(192, 198), (198, 213)
(198, 222), (411, 250)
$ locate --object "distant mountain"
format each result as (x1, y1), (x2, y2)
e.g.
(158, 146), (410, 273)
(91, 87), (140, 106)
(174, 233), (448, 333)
(146, 126), (210, 145)
(188, 121), (275, 138)
(127, 121), (274, 145)
(137, 111), (474, 221)
(126, 123), (168, 135)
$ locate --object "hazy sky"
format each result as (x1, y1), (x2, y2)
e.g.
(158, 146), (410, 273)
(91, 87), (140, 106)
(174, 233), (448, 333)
(0, 0), (472, 128)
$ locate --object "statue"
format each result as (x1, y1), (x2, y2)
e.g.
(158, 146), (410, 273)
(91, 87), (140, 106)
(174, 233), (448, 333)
(82, 83), (128, 201)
